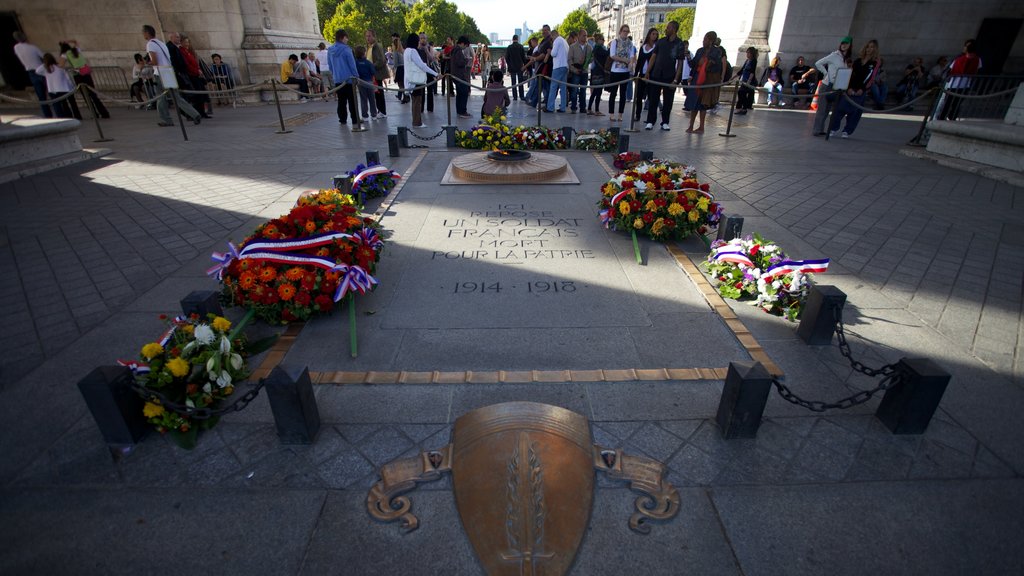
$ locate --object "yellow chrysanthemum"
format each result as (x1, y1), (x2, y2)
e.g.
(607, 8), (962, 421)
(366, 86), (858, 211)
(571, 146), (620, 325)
(166, 357), (190, 378)
(688, 209), (699, 222)
(697, 196), (710, 211)
(644, 200), (657, 212)
(603, 183), (616, 195)
(141, 342), (163, 360)
(619, 201), (631, 215)
(211, 316), (232, 332)
(143, 402), (165, 418)
(180, 324), (194, 335)
(651, 218), (665, 235)
(633, 218), (644, 229)
(685, 190), (698, 201)
(668, 203), (684, 216)
(659, 174), (673, 187)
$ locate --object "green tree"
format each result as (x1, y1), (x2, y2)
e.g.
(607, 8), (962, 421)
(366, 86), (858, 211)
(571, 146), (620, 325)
(322, 0), (408, 47)
(655, 7), (695, 40)
(556, 8), (599, 36)
(459, 13), (487, 44)
(317, 0), (342, 29)
(404, 0), (463, 42)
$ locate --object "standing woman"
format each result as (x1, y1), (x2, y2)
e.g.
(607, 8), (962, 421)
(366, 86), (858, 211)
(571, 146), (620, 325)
(686, 31), (725, 134)
(812, 36), (852, 135)
(480, 44), (491, 88)
(179, 35), (212, 118)
(391, 36), (408, 103)
(587, 33), (608, 116)
(59, 40), (109, 118)
(735, 46), (758, 115)
(404, 33), (438, 128)
(633, 27), (658, 123)
(606, 24), (636, 123)
(829, 39), (879, 139)
(36, 53), (81, 119)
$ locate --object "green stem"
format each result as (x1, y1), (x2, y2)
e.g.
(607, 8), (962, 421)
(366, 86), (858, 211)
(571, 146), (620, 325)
(349, 295), (358, 358)
(228, 308), (256, 341)
(699, 233), (712, 250)
(631, 230), (643, 265)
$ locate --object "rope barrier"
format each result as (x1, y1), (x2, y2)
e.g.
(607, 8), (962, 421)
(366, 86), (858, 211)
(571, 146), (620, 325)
(0, 89), (81, 106)
(836, 88), (939, 114)
(80, 84), (170, 107)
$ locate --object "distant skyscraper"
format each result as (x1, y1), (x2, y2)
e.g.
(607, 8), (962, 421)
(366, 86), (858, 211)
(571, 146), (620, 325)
(515, 28), (522, 39)
(489, 32), (499, 44)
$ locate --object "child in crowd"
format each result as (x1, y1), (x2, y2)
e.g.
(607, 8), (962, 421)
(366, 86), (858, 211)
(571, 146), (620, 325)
(35, 53), (81, 119)
(481, 69), (510, 118)
(354, 46), (380, 119)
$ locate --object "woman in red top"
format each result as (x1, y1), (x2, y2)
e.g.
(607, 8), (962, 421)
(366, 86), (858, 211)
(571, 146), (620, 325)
(939, 39), (981, 121)
(180, 35), (212, 118)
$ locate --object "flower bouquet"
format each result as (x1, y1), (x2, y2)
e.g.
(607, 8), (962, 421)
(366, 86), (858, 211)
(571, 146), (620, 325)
(613, 151), (642, 170)
(212, 188), (385, 325)
(597, 161), (721, 243)
(455, 107), (568, 151)
(704, 234), (830, 321)
(346, 162), (400, 203)
(126, 313), (267, 448)
(513, 126), (567, 150)
(574, 129), (618, 152)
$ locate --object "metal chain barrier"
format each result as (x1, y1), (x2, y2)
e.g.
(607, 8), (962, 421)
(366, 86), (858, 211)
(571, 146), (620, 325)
(770, 303), (902, 412)
(131, 378), (265, 420)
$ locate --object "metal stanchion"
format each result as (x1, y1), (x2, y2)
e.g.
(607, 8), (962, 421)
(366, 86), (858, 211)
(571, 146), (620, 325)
(626, 78), (641, 132)
(171, 88), (189, 141)
(271, 80), (292, 134)
(446, 75), (453, 126)
(351, 80), (367, 133)
(908, 88), (940, 147)
(719, 80), (739, 137)
(81, 85), (113, 143)
(537, 78), (543, 126)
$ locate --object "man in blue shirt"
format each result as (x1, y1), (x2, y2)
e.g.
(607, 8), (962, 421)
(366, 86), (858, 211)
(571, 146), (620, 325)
(328, 29), (360, 124)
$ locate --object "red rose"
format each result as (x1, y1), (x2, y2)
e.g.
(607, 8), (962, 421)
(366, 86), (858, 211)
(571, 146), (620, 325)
(294, 291), (312, 307)
(281, 308), (297, 323)
(735, 282), (743, 289)
(664, 218), (675, 228)
(709, 204), (719, 214)
(630, 200), (642, 212)
(700, 183), (710, 192)
(653, 197), (667, 207)
(321, 281), (336, 295)
(750, 244), (760, 255)
(642, 213), (654, 224)
(315, 294), (334, 312)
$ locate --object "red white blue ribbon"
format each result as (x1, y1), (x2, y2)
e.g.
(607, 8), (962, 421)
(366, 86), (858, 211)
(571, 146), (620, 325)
(711, 246), (755, 268)
(351, 166), (400, 189)
(332, 264), (378, 301)
(207, 229), (384, 280)
(762, 259), (830, 282)
(207, 243), (240, 280)
(599, 208), (614, 229)
(237, 250), (340, 271)
(353, 227), (383, 250)
(118, 360), (151, 375)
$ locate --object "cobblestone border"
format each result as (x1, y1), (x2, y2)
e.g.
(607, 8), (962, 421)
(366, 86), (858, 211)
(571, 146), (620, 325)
(311, 367), (730, 385)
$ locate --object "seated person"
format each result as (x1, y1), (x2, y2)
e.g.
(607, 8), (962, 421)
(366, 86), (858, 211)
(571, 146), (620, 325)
(481, 69), (510, 118)
(788, 56), (817, 107)
(896, 57), (925, 103)
(926, 56), (948, 88)
(280, 54), (310, 98)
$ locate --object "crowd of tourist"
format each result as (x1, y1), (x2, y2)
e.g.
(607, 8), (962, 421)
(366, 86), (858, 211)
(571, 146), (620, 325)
(8, 24), (993, 137)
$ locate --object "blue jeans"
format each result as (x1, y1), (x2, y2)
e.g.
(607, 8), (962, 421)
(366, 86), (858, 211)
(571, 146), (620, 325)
(525, 75), (539, 107)
(764, 81), (783, 105)
(546, 66), (568, 111)
(27, 71), (53, 118)
(870, 83), (888, 108)
(568, 71), (587, 110)
(829, 92), (866, 135)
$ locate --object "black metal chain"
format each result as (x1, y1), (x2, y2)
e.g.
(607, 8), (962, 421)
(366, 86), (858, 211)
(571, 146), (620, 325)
(407, 128), (446, 142)
(132, 379), (265, 420)
(769, 302), (903, 412)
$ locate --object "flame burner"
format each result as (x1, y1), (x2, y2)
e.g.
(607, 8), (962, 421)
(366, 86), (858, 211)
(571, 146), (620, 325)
(487, 150), (532, 162)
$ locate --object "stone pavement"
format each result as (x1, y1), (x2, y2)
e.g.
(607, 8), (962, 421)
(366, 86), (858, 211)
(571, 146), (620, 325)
(0, 91), (1022, 574)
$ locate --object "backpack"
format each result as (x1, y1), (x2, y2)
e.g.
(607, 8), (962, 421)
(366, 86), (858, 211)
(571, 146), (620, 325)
(723, 59), (733, 82)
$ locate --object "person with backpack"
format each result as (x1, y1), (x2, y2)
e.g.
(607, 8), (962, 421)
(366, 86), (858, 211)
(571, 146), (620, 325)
(686, 30), (726, 134)
(812, 36), (852, 135)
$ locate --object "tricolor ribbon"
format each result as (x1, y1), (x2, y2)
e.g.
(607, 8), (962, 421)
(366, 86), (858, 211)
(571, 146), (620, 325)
(237, 250), (340, 271)
(762, 259), (830, 282)
(117, 360), (151, 375)
(207, 232), (365, 280)
(353, 227), (384, 251)
(207, 242), (240, 280)
(712, 246), (755, 268)
(599, 208), (614, 229)
(332, 265), (378, 301)
(351, 165), (401, 189)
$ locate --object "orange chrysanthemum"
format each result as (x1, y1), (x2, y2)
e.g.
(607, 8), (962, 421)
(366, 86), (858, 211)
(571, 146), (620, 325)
(239, 271), (257, 290)
(258, 266), (277, 283)
(285, 267), (305, 281)
(278, 283), (297, 301)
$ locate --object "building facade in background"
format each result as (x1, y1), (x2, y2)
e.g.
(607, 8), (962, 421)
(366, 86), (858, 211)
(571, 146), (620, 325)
(589, 0), (698, 40)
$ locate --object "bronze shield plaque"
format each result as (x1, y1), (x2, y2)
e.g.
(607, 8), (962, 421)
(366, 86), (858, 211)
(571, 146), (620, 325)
(451, 402), (594, 576)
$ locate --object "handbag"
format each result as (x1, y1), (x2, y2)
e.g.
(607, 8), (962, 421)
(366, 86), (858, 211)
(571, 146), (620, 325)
(79, 64), (92, 76)
(405, 61), (426, 85)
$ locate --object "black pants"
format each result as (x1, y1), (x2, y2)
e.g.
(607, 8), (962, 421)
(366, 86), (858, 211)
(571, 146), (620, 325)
(74, 73), (109, 118)
(607, 71), (629, 114)
(588, 80), (603, 111)
(646, 81), (676, 125)
(285, 77), (309, 98)
(336, 84), (358, 123)
(632, 78), (647, 121)
(455, 79), (470, 115)
(374, 87), (387, 115)
(737, 85), (755, 110)
(509, 69), (526, 99)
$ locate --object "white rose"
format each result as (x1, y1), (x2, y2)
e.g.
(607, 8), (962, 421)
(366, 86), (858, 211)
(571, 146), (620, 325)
(194, 324), (216, 345)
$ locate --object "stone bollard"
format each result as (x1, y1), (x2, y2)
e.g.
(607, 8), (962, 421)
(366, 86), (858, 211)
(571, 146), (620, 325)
(875, 358), (951, 434)
(77, 366), (149, 446)
(180, 290), (223, 318)
(444, 125), (457, 148)
(716, 361), (773, 439)
(265, 365), (321, 444)
(397, 127), (409, 148)
(715, 216), (744, 242)
(561, 126), (573, 147)
(333, 175), (353, 196)
(617, 134), (630, 155)
(797, 285), (847, 345)
(388, 134), (401, 157)
(640, 150), (654, 162)
(365, 150), (380, 165)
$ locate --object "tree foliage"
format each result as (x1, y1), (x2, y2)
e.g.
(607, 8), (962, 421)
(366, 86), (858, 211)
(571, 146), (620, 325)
(655, 7), (695, 40)
(459, 13), (488, 44)
(405, 0), (475, 43)
(557, 8), (599, 36)
(322, 0), (408, 47)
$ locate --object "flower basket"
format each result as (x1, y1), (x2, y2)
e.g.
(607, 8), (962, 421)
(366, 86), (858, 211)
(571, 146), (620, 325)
(211, 188), (385, 325)
(613, 152), (642, 170)
(122, 313), (272, 448)
(704, 234), (830, 321)
(573, 129), (618, 152)
(346, 162), (400, 204)
(456, 107), (568, 151)
(597, 161), (722, 243)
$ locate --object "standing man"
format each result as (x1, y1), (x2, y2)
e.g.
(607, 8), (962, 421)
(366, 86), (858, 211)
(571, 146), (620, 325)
(644, 20), (684, 130)
(526, 25), (553, 108)
(12, 32), (51, 118)
(568, 29), (591, 113)
(545, 29), (570, 113)
(315, 42), (333, 97)
(142, 25), (201, 127)
(451, 36), (472, 118)
(418, 33), (437, 114)
(505, 35), (526, 101)
(441, 37), (454, 96)
(328, 29), (360, 125)
(366, 30), (388, 117)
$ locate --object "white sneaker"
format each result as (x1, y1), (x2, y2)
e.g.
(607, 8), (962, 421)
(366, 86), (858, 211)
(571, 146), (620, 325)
(377, 113), (387, 119)
(644, 123), (654, 130)
(840, 131), (849, 139)
(828, 130), (836, 137)
(661, 123), (670, 131)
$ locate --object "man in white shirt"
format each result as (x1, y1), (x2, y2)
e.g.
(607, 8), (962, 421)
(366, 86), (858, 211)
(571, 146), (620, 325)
(12, 32), (51, 118)
(315, 42), (333, 95)
(545, 29), (570, 113)
(143, 24), (201, 127)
